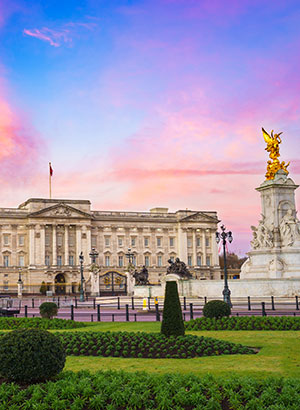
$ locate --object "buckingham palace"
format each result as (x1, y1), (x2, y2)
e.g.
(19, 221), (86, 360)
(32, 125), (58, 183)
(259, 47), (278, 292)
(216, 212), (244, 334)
(0, 198), (220, 295)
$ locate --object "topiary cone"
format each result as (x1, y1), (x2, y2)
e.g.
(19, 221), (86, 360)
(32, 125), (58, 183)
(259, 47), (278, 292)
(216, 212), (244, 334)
(161, 281), (185, 337)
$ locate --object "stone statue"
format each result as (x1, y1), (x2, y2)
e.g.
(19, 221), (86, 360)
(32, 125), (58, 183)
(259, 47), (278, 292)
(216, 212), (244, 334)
(166, 257), (193, 279)
(250, 215), (274, 249)
(279, 209), (300, 247)
(133, 266), (149, 286)
(88, 263), (100, 295)
(262, 128), (290, 180)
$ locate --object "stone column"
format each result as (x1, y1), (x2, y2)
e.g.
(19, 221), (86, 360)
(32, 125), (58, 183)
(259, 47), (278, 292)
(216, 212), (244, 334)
(202, 230), (207, 265)
(29, 225), (35, 265)
(211, 230), (219, 265)
(64, 225), (69, 265)
(40, 225), (45, 266)
(192, 229), (197, 266)
(52, 225), (57, 266)
(76, 226), (82, 265)
(177, 224), (187, 263)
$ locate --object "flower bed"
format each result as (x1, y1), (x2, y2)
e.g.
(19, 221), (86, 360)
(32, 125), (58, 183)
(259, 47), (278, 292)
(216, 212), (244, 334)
(0, 370), (299, 409)
(185, 316), (300, 331)
(58, 331), (256, 358)
(0, 317), (86, 330)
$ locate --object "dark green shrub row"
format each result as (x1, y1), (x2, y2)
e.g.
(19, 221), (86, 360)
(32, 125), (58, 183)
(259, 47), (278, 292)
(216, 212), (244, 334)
(0, 370), (300, 409)
(0, 317), (86, 329)
(0, 329), (66, 383)
(185, 315), (300, 331)
(57, 331), (255, 358)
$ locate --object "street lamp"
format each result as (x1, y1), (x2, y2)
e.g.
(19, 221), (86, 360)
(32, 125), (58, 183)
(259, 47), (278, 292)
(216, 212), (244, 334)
(79, 252), (85, 302)
(125, 248), (134, 265)
(17, 269), (23, 298)
(89, 248), (99, 264)
(216, 225), (233, 306)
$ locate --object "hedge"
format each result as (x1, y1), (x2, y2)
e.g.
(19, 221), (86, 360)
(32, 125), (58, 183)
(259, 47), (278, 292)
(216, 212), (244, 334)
(57, 331), (256, 358)
(0, 370), (299, 409)
(0, 317), (86, 330)
(185, 316), (300, 331)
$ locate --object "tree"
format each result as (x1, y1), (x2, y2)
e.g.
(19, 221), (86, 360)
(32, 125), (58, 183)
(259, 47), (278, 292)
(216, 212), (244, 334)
(161, 281), (185, 337)
(219, 252), (247, 269)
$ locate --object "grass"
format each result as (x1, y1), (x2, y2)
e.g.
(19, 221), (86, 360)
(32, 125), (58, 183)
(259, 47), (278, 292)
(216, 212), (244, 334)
(61, 322), (300, 379)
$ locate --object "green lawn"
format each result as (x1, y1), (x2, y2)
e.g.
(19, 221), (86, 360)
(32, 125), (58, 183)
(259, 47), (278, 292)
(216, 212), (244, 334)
(62, 322), (300, 379)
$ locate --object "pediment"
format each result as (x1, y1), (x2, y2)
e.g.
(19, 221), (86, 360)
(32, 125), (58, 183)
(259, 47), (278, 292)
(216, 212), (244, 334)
(180, 212), (219, 223)
(28, 203), (92, 219)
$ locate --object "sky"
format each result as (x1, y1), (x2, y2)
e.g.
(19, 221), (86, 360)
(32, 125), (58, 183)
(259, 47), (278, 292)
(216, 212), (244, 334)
(0, 0), (300, 256)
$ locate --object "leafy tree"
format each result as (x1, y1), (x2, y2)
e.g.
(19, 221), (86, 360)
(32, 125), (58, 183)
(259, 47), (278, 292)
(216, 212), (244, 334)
(161, 281), (185, 337)
(219, 252), (247, 269)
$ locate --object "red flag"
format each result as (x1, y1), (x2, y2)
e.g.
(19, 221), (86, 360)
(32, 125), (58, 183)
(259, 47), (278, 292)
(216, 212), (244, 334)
(49, 163), (53, 176)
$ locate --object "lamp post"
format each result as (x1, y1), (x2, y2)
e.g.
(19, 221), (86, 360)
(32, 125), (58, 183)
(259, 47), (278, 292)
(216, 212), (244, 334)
(125, 248), (134, 265)
(89, 248), (99, 264)
(216, 225), (233, 306)
(79, 252), (85, 302)
(17, 269), (23, 298)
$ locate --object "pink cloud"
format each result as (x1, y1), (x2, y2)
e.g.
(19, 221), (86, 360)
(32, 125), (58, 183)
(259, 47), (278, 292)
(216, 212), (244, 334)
(0, 80), (43, 184)
(23, 19), (99, 47)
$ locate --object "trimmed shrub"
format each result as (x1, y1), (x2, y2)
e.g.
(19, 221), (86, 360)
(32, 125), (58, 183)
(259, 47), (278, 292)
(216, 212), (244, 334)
(161, 281), (185, 337)
(39, 302), (58, 319)
(203, 299), (231, 319)
(39, 281), (47, 295)
(0, 329), (66, 382)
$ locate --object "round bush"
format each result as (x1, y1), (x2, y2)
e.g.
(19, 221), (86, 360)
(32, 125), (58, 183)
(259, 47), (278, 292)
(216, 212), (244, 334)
(203, 300), (231, 319)
(39, 302), (58, 319)
(0, 329), (66, 383)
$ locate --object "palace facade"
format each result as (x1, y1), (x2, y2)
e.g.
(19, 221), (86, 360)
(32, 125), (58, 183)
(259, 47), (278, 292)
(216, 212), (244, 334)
(0, 198), (220, 295)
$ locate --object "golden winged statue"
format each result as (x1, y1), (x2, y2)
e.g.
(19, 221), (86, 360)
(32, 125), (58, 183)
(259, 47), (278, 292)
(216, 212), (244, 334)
(262, 127), (289, 180)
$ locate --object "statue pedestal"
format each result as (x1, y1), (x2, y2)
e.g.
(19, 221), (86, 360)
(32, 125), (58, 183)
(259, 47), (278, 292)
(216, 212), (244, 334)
(241, 170), (300, 279)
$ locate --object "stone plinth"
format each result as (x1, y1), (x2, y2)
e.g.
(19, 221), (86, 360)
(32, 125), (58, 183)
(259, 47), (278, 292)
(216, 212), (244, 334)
(241, 170), (300, 280)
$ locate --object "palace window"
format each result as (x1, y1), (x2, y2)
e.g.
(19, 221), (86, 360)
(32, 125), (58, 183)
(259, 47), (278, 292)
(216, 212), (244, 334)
(118, 255), (123, 267)
(69, 255), (74, 266)
(45, 255), (50, 266)
(132, 255), (136, 266)
(145, 255), (150, 267)
(91, 236), (97, 247)
(144, 237), (149, 247)
(187, 238), (192, 247)
(157, 255), (162, 267)
(157, 237), (162, 247)
(18, 255), (25, 267)
(188, 255), (192, 266)
(169, 237), (174, 247)
(57, 255), (62, 266)
(196, 237), (201, 247)
(105, 255), (110, 267)
(105, 237), (110, 247)
(45, 234), (50, 246)
(206, 237), (210, 247)
(197, 255), (202, 266)
(18, 235), (24, 246)
(3, 235), (9, 246)
(118, 237), (123, 247)
(131, 237), (136, 247)
(69, 235), (75, 246)
(57, 234), (63, 246)
(206, 256), (211, 266)
(3, 255), (9, 267)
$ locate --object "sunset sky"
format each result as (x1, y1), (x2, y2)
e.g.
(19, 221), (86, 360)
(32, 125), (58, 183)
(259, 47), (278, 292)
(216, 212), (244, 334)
(0, 0), (300, 255)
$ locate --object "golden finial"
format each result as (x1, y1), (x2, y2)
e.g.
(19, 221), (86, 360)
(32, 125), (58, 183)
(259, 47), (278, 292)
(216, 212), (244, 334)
(262, 127), (289, 180)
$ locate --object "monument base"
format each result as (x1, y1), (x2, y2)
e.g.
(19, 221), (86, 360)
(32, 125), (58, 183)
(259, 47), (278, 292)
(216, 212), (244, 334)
(133, 278), (300, 298)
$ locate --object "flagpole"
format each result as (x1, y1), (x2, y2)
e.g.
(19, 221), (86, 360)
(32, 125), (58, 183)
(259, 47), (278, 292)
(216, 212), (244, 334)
(49, 162), (52, 199)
